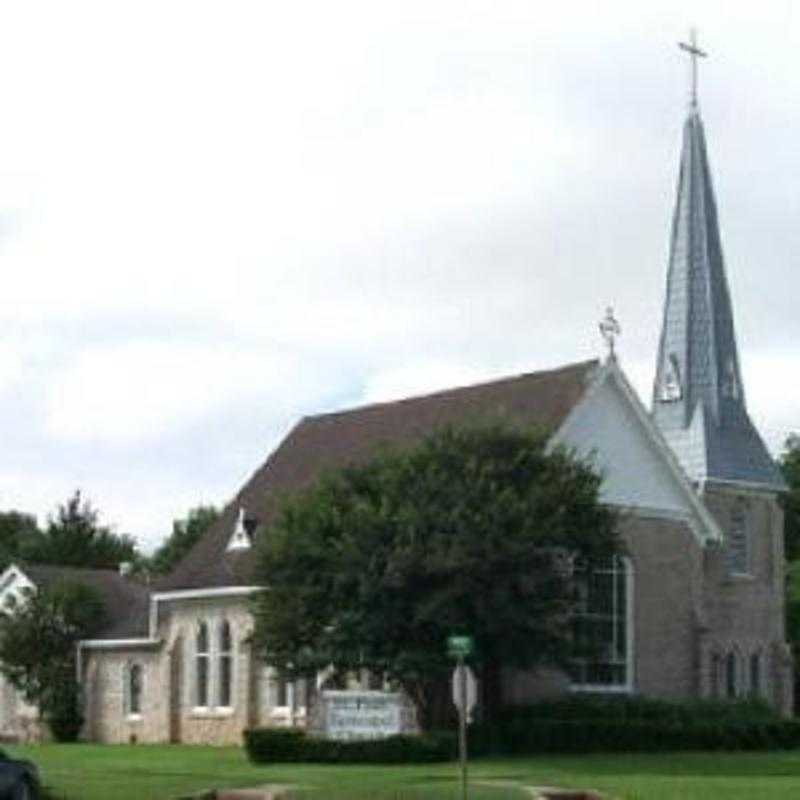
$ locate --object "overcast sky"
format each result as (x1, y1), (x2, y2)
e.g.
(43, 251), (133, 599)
(2, 1), (799, 551)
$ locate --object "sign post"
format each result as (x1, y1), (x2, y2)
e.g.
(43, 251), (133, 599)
(447, 635), (475, 800)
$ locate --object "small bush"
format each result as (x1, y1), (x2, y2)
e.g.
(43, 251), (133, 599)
(47, 680), (84, 743)
(243, 728), (456, 764)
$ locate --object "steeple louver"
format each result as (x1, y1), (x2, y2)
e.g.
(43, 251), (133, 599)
(652, 109), (785, 490)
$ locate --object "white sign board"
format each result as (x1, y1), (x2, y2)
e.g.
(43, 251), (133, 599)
(323, 691), (404, 741)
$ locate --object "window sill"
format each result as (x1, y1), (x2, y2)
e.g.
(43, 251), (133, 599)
(189, 707), (235, 718)
(125, 714), (143, 723)
(724, 572), (755, 583)
(270, 707), (307, 718)
(569, 684), (633, 694)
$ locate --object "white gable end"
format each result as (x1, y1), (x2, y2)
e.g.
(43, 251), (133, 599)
(551, 363), (720, 544)
(0, 564), (36, 611)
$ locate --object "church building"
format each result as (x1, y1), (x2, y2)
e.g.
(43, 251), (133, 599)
(0, 52), (793, 742)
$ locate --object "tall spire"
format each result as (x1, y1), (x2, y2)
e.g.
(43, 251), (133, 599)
(651, 53), (784, 490)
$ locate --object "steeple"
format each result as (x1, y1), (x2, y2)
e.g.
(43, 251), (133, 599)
(652, 52), (784, 490)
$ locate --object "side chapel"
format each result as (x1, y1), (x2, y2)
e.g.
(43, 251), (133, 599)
(0, 45), (793, 742)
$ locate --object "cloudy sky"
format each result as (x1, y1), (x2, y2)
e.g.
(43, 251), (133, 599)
(2, 1), (799, 551)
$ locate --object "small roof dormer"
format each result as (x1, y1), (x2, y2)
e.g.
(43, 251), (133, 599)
(227, 507), (257, 552)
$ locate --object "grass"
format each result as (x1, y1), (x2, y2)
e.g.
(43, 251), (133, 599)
(5, 743), (800, 800)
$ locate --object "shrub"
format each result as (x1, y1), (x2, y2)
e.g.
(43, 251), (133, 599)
(47, 679), (84, 743)
(243, 728), (456, 764)
(491, 695), (779, 726)
(467, 696), (800, 755)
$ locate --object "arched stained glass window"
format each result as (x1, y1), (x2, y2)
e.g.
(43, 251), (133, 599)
(726, 500), (750, 575)
(749, 652), (762, 696)
(218, 620), (233, 708)
(196, 621), (210, 707)
(568, 556), (631, 689)
(124, 662), (143, 716)
(275, 674), (289, 707)
(725, 651), (739, 699)
(710, 653), (722, 698)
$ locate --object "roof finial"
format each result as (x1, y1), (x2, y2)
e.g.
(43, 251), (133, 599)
(599, 307), (621, 361)
(678, 28), (707, 110)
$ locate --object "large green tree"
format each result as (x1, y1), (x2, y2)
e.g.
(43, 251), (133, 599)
(0, 511), (41, 572)
(24, 491), (138, 570)
(251, 424), (620, 728)
(149, 505), (219, 575)
(780, 434), (800, 714)
(779, 434), (800, 562)
(0, 580), (107, 741)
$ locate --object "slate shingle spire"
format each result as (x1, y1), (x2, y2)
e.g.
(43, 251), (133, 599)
(651, 106), (785, 490)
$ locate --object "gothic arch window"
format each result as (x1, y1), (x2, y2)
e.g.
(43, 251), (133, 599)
(195, 621), (210, 708)
(710, 652), (722, 698)
(726, 499), (750, 575)
(217, 620), (233, 708)
(724, 651), (736, 698)
(274, 673), (291, 708)
(725, 649), (744, 699)
(569, 556), (632, 690)
(749, 651), (763, 697)
(124, 662), (143, 717)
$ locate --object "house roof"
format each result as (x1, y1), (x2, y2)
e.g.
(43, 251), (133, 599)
(21, 563), (151, 639)
(161, 359), (600, 591)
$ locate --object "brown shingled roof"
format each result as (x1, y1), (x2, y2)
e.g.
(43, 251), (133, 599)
(161, 359), (599, 591)
(22, 563), (150, 640)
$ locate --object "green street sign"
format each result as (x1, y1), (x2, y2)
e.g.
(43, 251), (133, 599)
(447, 635), (474, 659)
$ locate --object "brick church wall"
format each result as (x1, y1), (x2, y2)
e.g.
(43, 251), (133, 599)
(623, 514), (704, 700)
(701, 486), (792, 715)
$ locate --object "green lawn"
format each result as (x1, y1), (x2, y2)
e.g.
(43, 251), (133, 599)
(6, 744), (800, 800)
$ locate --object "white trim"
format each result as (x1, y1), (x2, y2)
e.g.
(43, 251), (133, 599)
(550, 359), (723, 546)
(570, 684), (633, 694)
(606, 360), (722, 544)
(150, 586), (262, 602)
(701, 478), (786, 497)
(0, 564), (37, 610)
(608, 503), (696, 525)
(80, 638), (160, 649)
(0, 564), (29, 593)
(189, 707), (235, 718)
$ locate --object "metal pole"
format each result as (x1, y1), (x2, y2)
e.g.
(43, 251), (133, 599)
(458, 657), (467, 800)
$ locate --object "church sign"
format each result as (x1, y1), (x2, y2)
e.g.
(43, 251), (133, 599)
(317, 690), (415, 740)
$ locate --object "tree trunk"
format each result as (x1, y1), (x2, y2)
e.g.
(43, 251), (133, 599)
(407, 675), (454, 731)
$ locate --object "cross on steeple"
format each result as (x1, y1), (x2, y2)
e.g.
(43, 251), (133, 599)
(599, 307), (621, 361)
(678, 28), (707, 109)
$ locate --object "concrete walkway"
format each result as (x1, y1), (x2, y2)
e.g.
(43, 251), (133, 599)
(193, 781), (603, 800)
(178, 786), (295, 800)
(475, 780), (603, 799)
